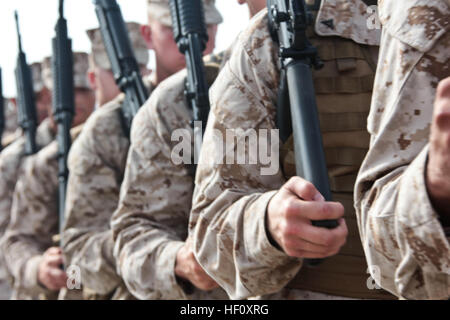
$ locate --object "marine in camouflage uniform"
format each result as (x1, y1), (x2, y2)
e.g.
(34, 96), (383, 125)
(1, 52), (95, 300)
(355, 0), (450, 300)
(62, 0), (222, 300)
(110, 0), (266, 301)
(2, 98), (19, 147)
(61, 21), (152, 300)
(0, 60), (55, 300)
(189, 1), (397, 300)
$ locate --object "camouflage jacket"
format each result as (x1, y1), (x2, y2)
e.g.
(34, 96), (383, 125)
(189, 2), (382, 300)
(354, 0), (450, 300)
(62, 94), (137, 300)
(1, 126), (82, 300)
(0, 118), (55, 236)
(111, 67), (228, 300)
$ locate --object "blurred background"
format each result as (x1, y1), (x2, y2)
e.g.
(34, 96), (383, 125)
(0, 0), (251, 97)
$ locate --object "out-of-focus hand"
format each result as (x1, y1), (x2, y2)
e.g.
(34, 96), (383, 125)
(427, 77), (450, 221)
(175, 239), (219, 291)
(37, 247), (67, 291)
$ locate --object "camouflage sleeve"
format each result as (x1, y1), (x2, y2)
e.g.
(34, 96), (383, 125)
(112, 80), (196, 300)
(62, 101), (128, 296)
(354, 1), (450, 300)
(1, 143), (58, 297)
(189, 12), (302, 300)
(0, 140), (25, 236)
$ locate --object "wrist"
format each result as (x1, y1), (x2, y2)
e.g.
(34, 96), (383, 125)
(265, 200), (282, 251)
(174, 247), (188, 281)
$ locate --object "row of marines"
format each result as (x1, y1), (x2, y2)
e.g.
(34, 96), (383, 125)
(0, 0), (448, 300)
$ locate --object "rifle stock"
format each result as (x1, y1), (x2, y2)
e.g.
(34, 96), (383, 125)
(52, 0), (75, 236)
(14, 11), (38, 155)
(169, 0), (210, 166)
(93, 0), (149, 136)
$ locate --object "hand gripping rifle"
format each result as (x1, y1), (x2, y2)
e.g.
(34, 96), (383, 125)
(169, 0), (210, 170)
(0, 68), (4, 152)
(14, 11), (38, 155)
(52, 0), (75, 235)
(268, 0), (338, 263)
(93, 0), (149, 137)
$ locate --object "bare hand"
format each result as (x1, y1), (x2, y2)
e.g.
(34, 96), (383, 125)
(175, 239), (219, 291)
(427, 77), (450, 219)
(267, 176), (348, 259)
(37, 247), (67, 291)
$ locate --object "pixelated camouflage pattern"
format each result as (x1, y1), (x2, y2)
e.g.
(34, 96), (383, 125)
(315, 0), (380, 46)
(355, 0), (450, 300)
(188, 3), (388, 300)
(1, 125), (82, 300)
(111, 62), (229, 299)
(62, 94), (138, 300)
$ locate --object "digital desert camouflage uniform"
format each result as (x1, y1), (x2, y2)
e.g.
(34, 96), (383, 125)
(63, 0), (224, 300)
(355, 0), (450, 300)
(61, 22), (151, 300)
(189, 1), (398, 300)
(2, 99), (19, 147)
(110, 63), (228, 300)
(0, 60), (55, 300)
(1, 52), (92, 300)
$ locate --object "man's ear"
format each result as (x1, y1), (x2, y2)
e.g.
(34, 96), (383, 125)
(141, 24), (154, 50)
(87, 70), (97, 91)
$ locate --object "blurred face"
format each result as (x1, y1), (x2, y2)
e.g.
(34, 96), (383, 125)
(72, 88), (95, 127)
(35, 87), (51, 124)
(141, 19), (218, 84)
(237, 0), (266, 17)
(88, 66), (120, 107)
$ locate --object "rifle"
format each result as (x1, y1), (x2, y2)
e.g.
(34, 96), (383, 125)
(93, 0), (149, 137)
(169, 0), (210, 167)
(14, 11), (38, 155)
(52, 0), (75, 235)
(0, 68), (4, 152)
(268, 0), (338, 263)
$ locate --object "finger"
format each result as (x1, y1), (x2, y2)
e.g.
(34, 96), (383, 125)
(287, 248), (340, 259)
(283, 236), (331, 256)
(46, 247), (61, 256)
(48, 268), (68, 289)
(46, 255), (64, 268)
(294, 217), (348, 247)
(295, 201), (344, 221)
(284, 177), (324, 202)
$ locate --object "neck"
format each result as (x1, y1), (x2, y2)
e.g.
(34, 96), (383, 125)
(153, 67), (172, 86)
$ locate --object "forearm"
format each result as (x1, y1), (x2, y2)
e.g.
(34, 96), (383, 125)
(357, 147), (450, 299)
(63, 229), (120, 295)
(113, 219), (187, 300)
(191, 165), (302, 299)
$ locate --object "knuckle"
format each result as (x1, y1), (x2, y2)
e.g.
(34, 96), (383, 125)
(300, 181), (314, 196)
(283, 198), (296, 219)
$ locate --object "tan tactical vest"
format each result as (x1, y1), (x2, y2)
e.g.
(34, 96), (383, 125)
(280, 29), (395, 300)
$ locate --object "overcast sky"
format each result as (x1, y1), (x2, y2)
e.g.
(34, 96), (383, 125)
(0, 0), (251, 97)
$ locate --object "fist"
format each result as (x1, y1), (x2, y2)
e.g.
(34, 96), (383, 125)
(267, 176), (348, 259)
(175, 239), (219, 291)
(37, 247), (67, 291)
(427, 77), (450, 216)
